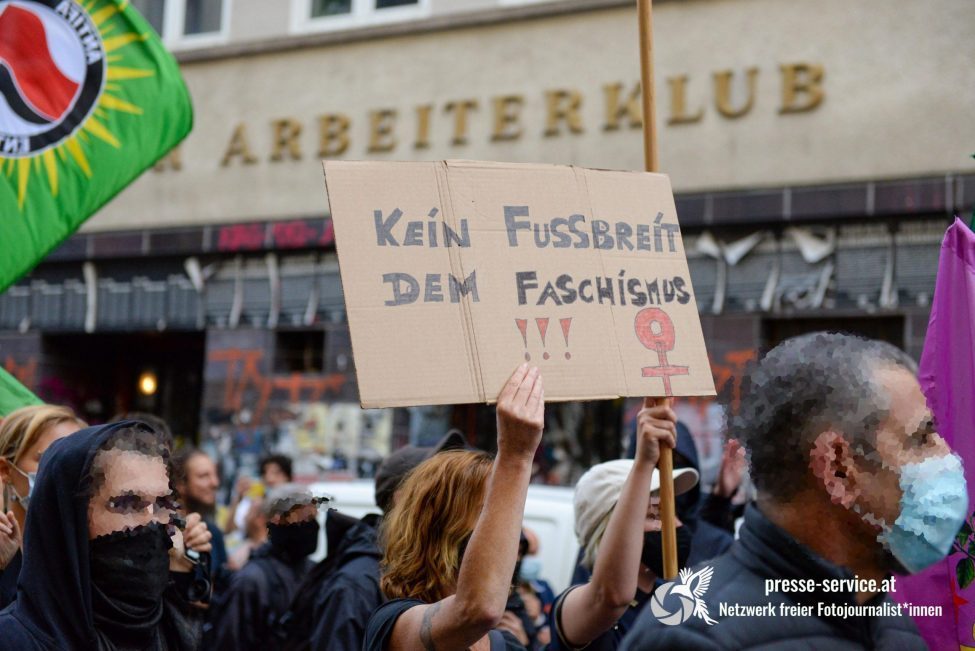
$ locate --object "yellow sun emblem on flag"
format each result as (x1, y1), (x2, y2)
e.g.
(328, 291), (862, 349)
(0, 0), (156, 209)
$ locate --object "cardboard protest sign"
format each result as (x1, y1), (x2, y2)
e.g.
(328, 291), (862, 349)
(322, 160), (715, 408)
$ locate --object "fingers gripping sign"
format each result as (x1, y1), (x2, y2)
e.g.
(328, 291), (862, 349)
(496, 363), (545, 461)
(635, 400), (678, 469)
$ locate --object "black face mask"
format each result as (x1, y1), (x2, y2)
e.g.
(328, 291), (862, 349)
(89, 522), (172, 639)
(641, 526), (692, 579)
(268, 519), (320, 560)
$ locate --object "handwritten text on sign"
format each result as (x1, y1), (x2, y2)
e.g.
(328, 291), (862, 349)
(323, 160), (715, 408)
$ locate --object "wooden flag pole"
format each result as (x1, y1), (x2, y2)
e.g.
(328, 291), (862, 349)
(638, 0), (659, 174)
(637, 0), (678, 581)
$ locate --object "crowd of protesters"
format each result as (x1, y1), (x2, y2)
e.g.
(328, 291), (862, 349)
(0, 332), (963, 649)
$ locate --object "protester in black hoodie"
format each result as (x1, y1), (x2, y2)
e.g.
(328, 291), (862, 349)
(0, 420), (212, 650)
(669, 423), (734, 566)
(209, 483), (318, 650)
(277, 430), (464, 651)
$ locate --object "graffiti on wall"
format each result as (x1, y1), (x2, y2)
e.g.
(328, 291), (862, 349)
(4, 356), (37, 390)
(202, 345), (391, 483)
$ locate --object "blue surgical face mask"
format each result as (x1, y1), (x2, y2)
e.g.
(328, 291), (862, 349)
(519, 556), (543, 583)
(7, 463), (35, 509)
(880, 453), (968, 574)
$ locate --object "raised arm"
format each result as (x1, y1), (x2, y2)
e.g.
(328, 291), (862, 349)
(391, 364), (544, 651)
(557, 400), (676, 647)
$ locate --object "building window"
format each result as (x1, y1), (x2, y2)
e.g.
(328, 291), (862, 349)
(131, 0), (230, 48)
(311, 0), (352, 17)
(183, 0), (224, 35)
(294, 0), (428, 33)
(274, 330), (326, 374)
(132, 0), (166, 34)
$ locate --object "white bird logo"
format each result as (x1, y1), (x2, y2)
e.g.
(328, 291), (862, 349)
(670, 566), (718, 625)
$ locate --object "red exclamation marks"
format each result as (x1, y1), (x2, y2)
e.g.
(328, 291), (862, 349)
(560, 318), (572, 360)
(536, 318), (550, 360)
(515, 318), (530, 361)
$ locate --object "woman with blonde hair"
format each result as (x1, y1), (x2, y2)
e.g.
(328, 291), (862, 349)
(0, 404), (86, 608)
(365, 364), (544, 651)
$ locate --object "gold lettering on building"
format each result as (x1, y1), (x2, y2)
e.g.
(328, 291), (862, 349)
(491, 95), (524, 141)
(153, 146), (182, 172)
(544, 89), (584, 136)
(159, 63), (826, 172)
(318, 114), (351, 157)
(367, 109), (397, 153)
(414, 105), (433, 149)
(603, 83), (642, 131)
(779, 63), (825, 114)
(269, 118), (303, 161)
(220, 123), (258, 166)
(444, 99), (478, 146)
(714, 68), (758, 119)
(667, 75), (704, 125)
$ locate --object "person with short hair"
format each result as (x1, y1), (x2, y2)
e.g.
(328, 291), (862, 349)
(260, 454), (293, 486)
(364, 364), (544, 651)
(173, 447), (229, 585)
(0, 420), (213, 650)
(209, 484), (319, 649)
(0, 404), (86, 609)
(622, 332), (959, 650)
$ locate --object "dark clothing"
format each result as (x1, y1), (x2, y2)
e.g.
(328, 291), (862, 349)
(686, 519), (734, 568)
(364, 598), (525, 651)
(206, 517), (228, 576)
(209, 542), (311, 650)
(0, 421), (206, 651)
(671, 425), (734, 567)
(698, 492), (744, 534)
(205, 517), (231, 595)
(548, 585), (651, 651)
(620, 504), (926, 651)
(308, 512), (383, 651)
(0, 549), (21, 610)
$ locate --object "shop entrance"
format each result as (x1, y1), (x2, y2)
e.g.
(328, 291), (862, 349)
(39, 332), (205, 442)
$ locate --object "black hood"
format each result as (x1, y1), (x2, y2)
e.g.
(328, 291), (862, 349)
(673, 422), (703, 519)
(3, 420), (149, 649)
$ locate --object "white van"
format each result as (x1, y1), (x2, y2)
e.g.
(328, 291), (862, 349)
(307, 480), (579, 593)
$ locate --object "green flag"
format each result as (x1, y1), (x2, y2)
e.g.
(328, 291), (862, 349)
(0, 0), (193, 292)
(0, 366), (42, 417)
(0, 0), (192, 412)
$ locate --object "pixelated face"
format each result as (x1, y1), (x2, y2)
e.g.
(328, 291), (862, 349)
(183, 453), (219, 506)
(855, 367), (951, 522)
(87, 449), (176, 539)
(0, 420), (80, 500)
(644, 495), (685, 532)
(270, 502), (317, 526)
(261, 462), (288, 488)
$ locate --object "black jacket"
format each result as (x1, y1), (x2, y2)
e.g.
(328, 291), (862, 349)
(209, 542), (312, 650)
(0, 548), (21, 610)
(308, 512), (383, 651)
(620, 505), (926, 651)
(0, 421), (206, 650)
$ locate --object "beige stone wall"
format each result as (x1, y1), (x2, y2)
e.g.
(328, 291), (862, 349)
(87, 0), (975, 231)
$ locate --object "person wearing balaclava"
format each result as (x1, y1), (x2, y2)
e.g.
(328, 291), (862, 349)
(548, 401), (699, 651)
(622, 333), (951, 650)
(0, 420), (214, 650)
(208, 483), (318, 649)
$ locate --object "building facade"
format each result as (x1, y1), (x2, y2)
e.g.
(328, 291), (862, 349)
(1, 0), (973, 484)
